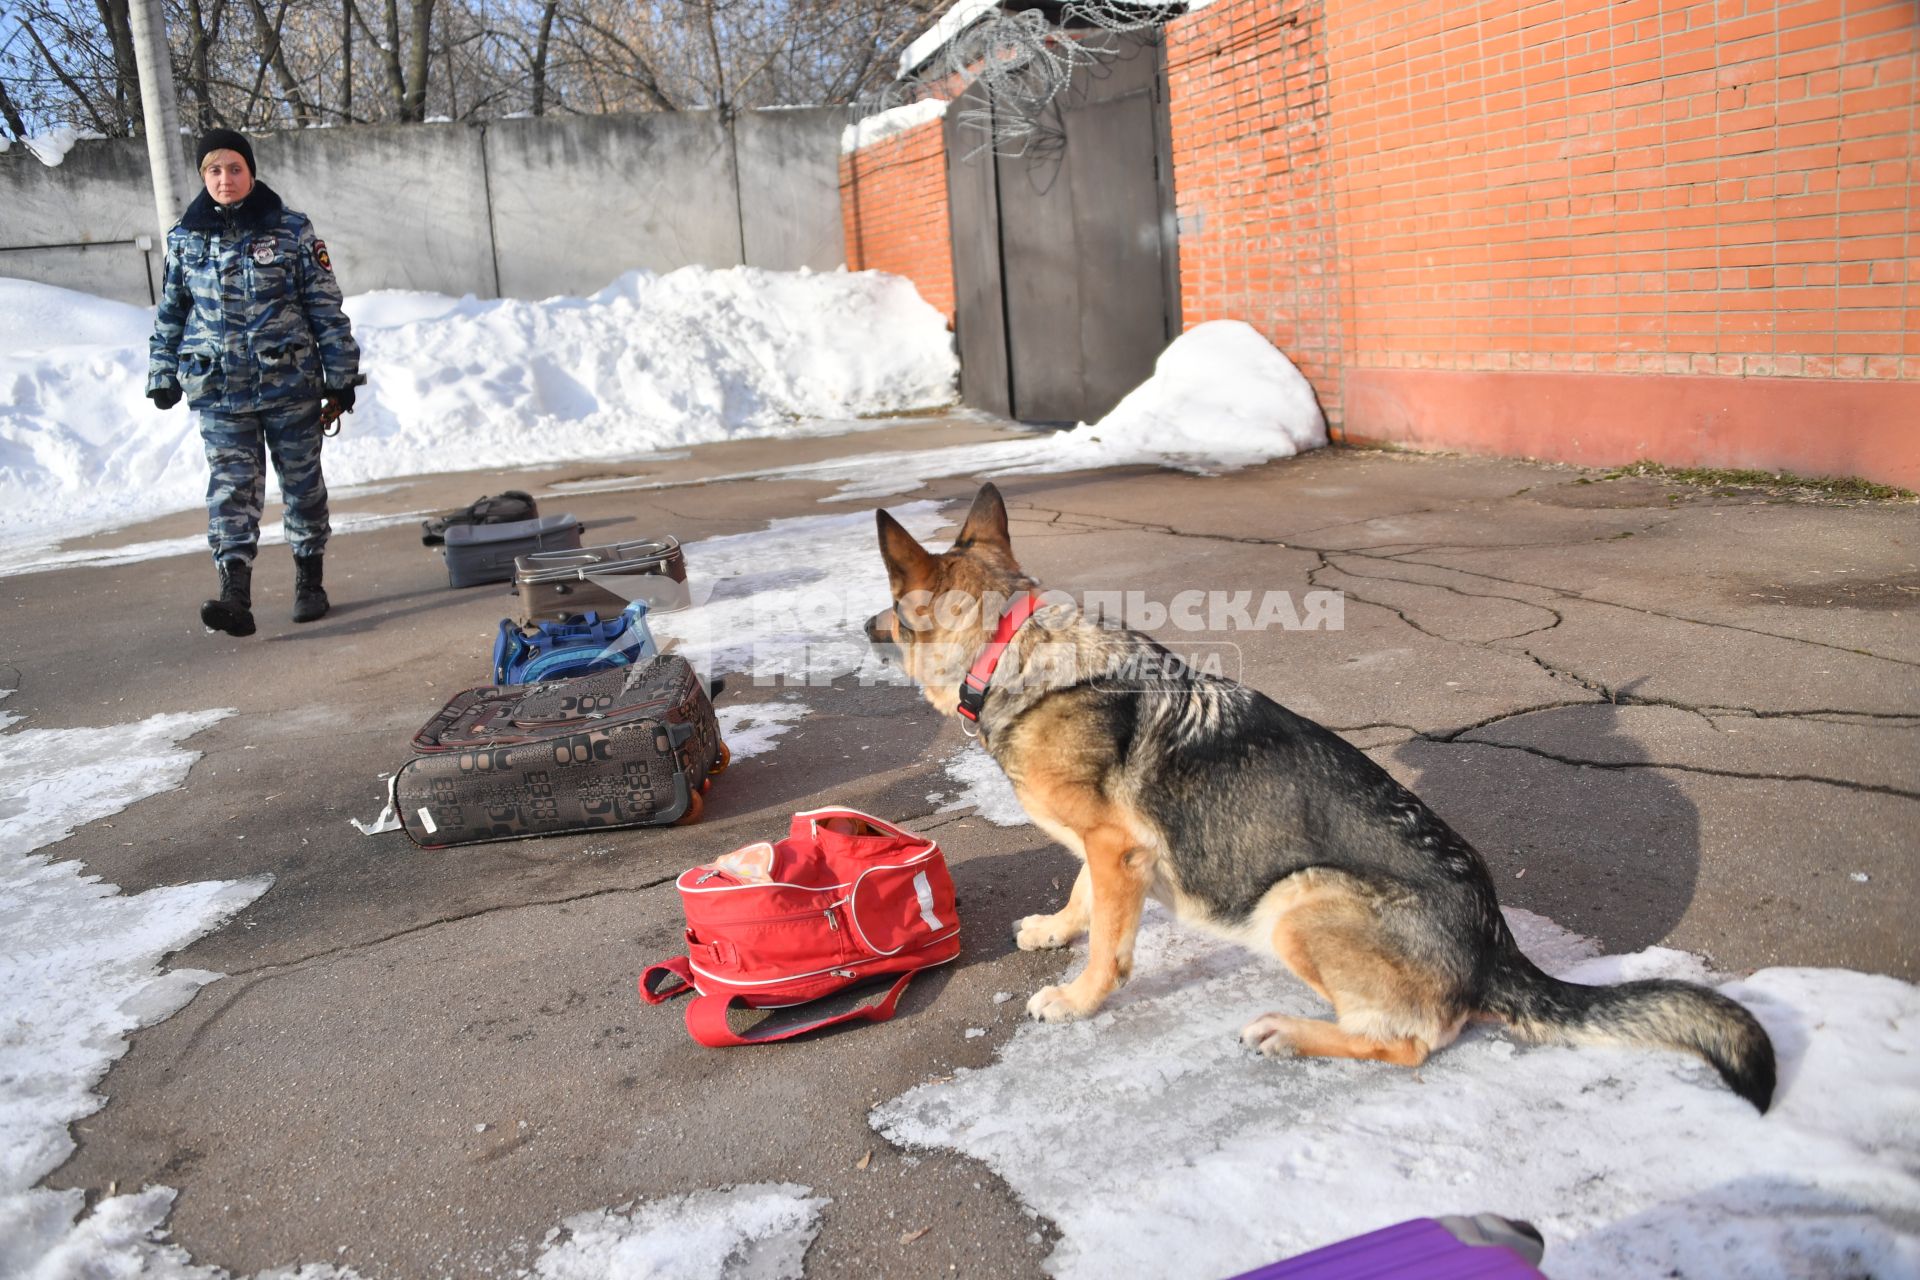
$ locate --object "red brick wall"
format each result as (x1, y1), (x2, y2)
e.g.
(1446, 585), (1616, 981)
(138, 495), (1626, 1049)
(1323, 0), (1916, 383)
(1166, 0), (1920, 484)
(846, 2), (1918, 483)
(1166, 0), (1344, 427)
(840, 119), (956, 325)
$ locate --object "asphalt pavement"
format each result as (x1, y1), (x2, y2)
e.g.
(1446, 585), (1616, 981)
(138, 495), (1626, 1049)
(9, 416), (1916, 1277)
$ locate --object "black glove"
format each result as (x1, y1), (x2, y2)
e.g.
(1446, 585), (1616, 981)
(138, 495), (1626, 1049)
(148, 384), (181, 411)
(321, 384), (357, 416)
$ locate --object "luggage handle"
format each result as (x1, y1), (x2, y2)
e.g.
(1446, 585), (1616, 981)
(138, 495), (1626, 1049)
(638, 966), (918, 1047)
(640, 956), (696, 1003)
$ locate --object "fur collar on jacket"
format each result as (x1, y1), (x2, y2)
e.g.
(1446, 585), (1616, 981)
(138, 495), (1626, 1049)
(180, 181), (286, 232)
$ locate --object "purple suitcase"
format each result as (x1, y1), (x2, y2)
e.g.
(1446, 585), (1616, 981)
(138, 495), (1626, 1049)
(1227, 1216), (1546, 1280)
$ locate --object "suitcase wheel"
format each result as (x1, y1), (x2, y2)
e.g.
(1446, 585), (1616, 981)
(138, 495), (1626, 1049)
(675, 788), (705, 825)
(710, 739), (731, 776)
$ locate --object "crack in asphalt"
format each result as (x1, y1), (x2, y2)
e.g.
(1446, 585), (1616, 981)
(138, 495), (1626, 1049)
(157, 874), (692, 1075)
(1327, 721), (1424, 736)
(1708, 707), (1920, 723)
(1442, 736), (1920, 803)
(190, 794), (1005, 999)
(1387, 552), (1920, 670)
(222, 876), (684, 982)
(1014, 502), (1917, 669)
(1410, 699), (1608, 742)
(1316, 553), (1566, 643)
(1016, 503), (1292, 546)
(1002, 501), (1912, 801)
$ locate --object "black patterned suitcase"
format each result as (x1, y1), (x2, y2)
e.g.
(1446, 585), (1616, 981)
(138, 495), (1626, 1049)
(395, 656), (729, 848)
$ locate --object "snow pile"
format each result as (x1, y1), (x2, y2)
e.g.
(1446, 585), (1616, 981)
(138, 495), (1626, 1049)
(1061, 319), (1325, 465)
(874, 906), (1920, 1280)
(0, 707), (273, 1275)
(842, 99), (949, 153)
(735, 320), (1327, 501)
(344, 289), (469, 329)
(531, 1184), (826, 1280)
(0, 282), (152, 352)
(0, 268), (957, 545)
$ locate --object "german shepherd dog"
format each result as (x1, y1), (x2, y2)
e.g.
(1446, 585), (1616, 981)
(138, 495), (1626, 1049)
(866, 483), (1775, 1111)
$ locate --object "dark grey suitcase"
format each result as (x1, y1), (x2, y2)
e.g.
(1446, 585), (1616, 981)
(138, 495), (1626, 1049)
(443, 513), (583, 588)
(395, 656), (729, 848)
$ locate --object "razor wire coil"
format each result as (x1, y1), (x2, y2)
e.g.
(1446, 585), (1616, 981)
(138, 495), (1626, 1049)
(855, 2), (1176, 162)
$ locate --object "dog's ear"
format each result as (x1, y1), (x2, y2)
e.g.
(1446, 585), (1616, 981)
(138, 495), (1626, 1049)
(954, 482), (1010, 553)
(877, 508), (935, 597)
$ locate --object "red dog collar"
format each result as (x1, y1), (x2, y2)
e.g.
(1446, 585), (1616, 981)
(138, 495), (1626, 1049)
(956, 592), (1043, 727)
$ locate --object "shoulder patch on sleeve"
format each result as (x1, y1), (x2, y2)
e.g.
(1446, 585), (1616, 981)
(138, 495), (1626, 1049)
(312, 239), (333, 272)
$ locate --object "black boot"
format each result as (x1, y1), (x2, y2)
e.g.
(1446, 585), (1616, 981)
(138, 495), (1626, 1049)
(292, 552), (329, 623)
(201, 558), (255, 636)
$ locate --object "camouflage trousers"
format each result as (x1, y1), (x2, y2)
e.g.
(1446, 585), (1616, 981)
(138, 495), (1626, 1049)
(199, 401), (331, 563)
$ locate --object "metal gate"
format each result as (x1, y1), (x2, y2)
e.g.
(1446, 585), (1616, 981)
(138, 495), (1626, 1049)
(944, 33), (1180, 424)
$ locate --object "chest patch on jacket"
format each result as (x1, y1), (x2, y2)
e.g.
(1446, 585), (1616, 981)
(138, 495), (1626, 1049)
(252, 242), (276, 266)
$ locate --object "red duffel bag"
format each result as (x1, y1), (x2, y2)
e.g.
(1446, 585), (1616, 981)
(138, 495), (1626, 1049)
(639, 807), (960, 1046)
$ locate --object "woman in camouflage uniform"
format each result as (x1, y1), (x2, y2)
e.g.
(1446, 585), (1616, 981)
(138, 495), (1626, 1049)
(147, 129), (363, 636)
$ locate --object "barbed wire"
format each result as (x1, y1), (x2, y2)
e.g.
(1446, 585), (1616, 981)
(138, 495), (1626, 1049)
(851, 1), (1176, 163)
(950, 2), (1170, 160)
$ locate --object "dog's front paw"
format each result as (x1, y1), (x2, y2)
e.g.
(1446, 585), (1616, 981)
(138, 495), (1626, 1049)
(1239, 1012), (1303, 1058)
(1014, 913), (1079, 951)
(1026, 983), (1098, 1023)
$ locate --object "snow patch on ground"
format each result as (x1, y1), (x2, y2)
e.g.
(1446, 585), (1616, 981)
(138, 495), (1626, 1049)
(873, 906), (1920, 1280)
(0, 708), (232, 855)
(0, 269), (956, 549)
(0, 703), (825, 1277)
(531, 1183), (826, 1280)
(716, 701), (812, 760)
(0, 508), (432, 578)
(932, 746), (1030, 826)
(0, 707), (274, 1276)
(649, 501), (951, 690)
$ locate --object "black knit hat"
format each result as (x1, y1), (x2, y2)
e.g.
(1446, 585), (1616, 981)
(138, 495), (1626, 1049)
(195, 128), (255, 176)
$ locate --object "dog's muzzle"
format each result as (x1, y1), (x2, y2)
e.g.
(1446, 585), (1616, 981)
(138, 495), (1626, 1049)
(864, 606), (901, 664)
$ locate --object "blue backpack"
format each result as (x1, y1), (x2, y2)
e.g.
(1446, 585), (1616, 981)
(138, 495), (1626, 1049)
(492, 601), (658, 686)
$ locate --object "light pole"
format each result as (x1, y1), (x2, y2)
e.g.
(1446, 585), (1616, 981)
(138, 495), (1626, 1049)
(126, 0), (192, 241)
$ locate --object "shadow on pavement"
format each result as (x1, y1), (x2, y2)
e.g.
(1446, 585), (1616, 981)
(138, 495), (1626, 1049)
(1394, 692), (1702, 955)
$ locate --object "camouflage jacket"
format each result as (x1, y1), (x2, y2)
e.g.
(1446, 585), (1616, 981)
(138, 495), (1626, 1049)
(147, 182), (361, 414)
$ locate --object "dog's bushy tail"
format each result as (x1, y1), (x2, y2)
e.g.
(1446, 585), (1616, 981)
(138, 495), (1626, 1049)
(1480, 944), (1776, 1112)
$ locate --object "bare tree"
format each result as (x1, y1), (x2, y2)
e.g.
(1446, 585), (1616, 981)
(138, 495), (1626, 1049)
(0, 73), (31, 138)
(0, 0), (953, 137)
(529, 0), (556, 114)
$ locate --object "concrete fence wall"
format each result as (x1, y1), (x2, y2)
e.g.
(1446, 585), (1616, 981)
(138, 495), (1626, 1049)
(0, 107), (847, 306)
